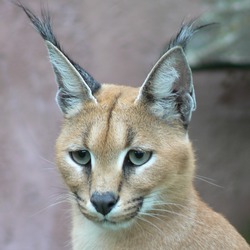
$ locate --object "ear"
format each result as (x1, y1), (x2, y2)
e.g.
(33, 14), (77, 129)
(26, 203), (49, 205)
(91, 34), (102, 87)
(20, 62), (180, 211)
(136, 46), (196, 128)
(17, 3), (101, 116)
(46, 41), (98, 116)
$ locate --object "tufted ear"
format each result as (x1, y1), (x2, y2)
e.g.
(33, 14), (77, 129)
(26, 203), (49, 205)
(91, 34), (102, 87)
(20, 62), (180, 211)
(45, 41), (98, 116)
(18, 3), (101, 116)
(136, 46), (196, 128)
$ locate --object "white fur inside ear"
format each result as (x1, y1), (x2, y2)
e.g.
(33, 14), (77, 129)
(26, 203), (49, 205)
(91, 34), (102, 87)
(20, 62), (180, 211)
(46, 41), (95, 97)
(45, 41), (97, 115)
(136, 47), (183, 103)
(147, 57), (179, 100)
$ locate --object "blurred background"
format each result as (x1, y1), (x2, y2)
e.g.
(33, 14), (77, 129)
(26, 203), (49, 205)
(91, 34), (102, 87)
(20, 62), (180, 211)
(0, 0), (249, 249)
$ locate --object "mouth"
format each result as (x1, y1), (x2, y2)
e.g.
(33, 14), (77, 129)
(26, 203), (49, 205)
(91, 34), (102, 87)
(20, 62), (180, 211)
(75, 194), (144, 227)
(80, 207), (142, 227)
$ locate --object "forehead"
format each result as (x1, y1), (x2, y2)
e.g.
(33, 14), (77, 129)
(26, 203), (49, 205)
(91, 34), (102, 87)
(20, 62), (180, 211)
(95, 84), (139, 106)
(89, 85), (139, 152)
(64, 84), (141, 151)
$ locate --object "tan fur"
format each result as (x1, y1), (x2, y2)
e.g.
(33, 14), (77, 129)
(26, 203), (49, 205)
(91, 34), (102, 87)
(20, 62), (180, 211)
(56, 84), (249, 249)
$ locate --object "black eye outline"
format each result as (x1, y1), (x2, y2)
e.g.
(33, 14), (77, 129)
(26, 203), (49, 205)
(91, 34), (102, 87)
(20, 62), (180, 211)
(124, 149), (152, 167)
(70, 150), (91, 168)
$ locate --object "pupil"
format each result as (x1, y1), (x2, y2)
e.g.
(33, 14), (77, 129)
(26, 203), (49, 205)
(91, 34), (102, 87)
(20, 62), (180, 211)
(134, 151), (144, 159)
(78, 150), (86, 158)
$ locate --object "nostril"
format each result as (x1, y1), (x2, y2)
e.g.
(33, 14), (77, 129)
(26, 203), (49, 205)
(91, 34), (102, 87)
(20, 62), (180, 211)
(90, 192), (118, 216)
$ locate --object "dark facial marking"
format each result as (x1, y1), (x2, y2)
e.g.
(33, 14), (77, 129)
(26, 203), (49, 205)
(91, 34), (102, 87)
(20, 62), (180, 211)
(104, 93), (122, 142)
(125, 126), (136, 148)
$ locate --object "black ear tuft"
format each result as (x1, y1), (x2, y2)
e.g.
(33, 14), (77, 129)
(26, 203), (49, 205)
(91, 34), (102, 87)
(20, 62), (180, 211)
(165, 20), (214, 52)
(16, 2), (60, 47)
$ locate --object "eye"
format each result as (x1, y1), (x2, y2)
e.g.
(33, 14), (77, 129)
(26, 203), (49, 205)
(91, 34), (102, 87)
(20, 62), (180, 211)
(70, 150), (91, 166)
(126, 149), (152, 167)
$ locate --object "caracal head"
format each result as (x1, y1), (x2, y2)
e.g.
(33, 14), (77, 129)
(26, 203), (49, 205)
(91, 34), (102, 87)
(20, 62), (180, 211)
(53, 43), (195, 228)
(19, 4), (197, 228)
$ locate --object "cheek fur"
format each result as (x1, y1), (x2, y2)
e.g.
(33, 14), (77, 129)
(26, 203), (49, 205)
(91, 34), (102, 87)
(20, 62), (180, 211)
(56, 151), (88, 191)
(128, 140), (192, 193)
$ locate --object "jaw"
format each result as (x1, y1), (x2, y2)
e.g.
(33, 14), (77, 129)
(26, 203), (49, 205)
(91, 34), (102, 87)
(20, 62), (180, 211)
(82, 211), (142, 231)
(71, 200), (142, 230)
(72, 204), (138, 234)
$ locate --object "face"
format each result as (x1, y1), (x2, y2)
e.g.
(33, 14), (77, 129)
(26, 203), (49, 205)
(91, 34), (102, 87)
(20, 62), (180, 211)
(56, 85), (193, 229)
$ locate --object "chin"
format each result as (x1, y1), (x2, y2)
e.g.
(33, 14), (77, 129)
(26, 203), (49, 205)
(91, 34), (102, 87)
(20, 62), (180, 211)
(97, 219), (135, 231)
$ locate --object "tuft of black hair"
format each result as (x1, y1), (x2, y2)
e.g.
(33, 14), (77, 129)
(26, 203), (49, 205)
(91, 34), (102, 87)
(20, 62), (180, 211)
(16, 2), (101, 93)
(16, 2), (62, 50)
(166, 20), (214, 51)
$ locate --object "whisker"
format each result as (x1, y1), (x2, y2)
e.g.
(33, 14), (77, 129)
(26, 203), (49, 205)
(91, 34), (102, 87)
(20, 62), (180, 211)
(37, 154), (56, 166)
(30, 192), (74, 218)
(30, 200), (70, 218)
(146, 200), (187, 209)
(149, 208), (204, 226)
(144, 191), (189, 204)
(134, 219), (146, 235)
(137, 215), (163, 234)
(194, 176), (224, 188)
(139, 212), (172, 229)
(196, 174), (216, 182)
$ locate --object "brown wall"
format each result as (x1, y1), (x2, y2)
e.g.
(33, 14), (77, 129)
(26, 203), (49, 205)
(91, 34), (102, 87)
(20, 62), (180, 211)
(0, 0), (249, 249)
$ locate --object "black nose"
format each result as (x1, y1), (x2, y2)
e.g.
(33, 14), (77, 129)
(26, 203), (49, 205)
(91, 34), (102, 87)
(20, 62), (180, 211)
(90, 192), (118, 216)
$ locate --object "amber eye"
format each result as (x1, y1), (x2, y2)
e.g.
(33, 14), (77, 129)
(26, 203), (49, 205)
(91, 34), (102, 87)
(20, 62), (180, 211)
(127, 149), (152, 166)
(70, 150), (91, 166)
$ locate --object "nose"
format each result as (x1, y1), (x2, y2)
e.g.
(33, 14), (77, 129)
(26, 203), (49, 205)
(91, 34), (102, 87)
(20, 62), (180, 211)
(90, 192), (118, 216)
